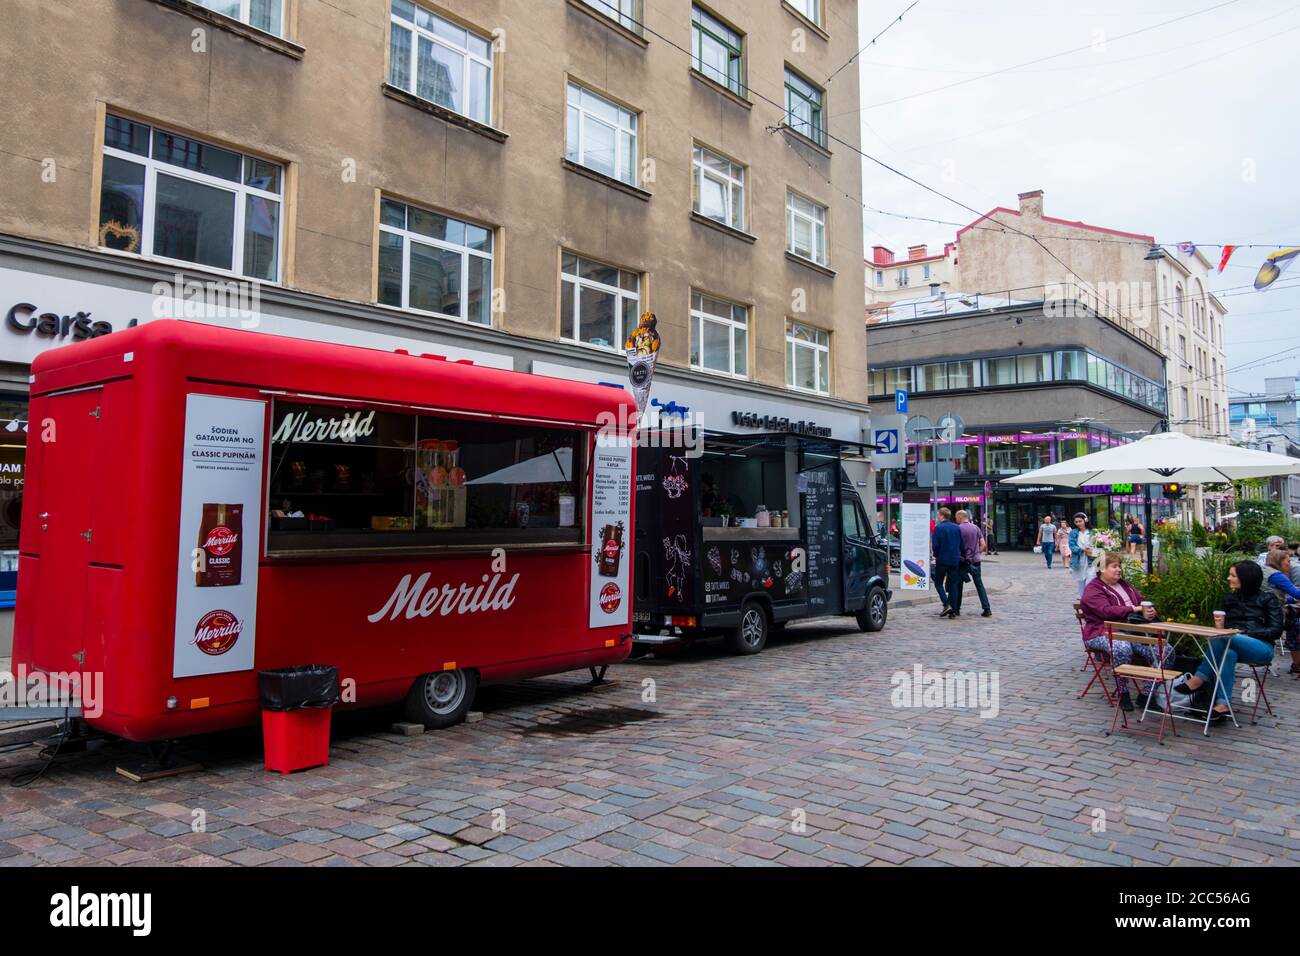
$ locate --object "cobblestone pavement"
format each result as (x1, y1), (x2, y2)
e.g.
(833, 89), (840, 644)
(2, 553), (1298, 866)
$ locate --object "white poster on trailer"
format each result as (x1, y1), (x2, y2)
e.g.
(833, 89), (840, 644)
(899, 497), (932, 592)
(588, 436), (633, 629)
(173, 394), (266, 678)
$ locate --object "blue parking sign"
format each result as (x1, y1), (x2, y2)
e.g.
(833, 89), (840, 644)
(895, 389), (908, 414)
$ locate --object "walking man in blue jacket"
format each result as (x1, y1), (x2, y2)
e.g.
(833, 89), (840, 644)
(931, 506), (964, 618)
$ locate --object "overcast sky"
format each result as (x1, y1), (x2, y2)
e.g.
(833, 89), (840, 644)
(853, 0), (1300, 396)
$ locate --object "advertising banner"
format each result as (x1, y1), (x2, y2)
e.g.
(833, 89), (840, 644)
(899, 495), (932, 592)
(589, 435), (633, 629)
(173, 394), (266, 678)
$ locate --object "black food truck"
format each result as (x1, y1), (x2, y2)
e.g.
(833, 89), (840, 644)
(632, 431), (890, 654)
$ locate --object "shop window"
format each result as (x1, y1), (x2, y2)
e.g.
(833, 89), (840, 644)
(868, 368), (885, 396)
(1055, 349), (1085, 380)
(886, 366), (912, 393)
(693, 143), (746, 231)
(389, 1), (494, 125)
(566, 81), (639, 186)
(917, 363), (946, 392)
(0, 396), (27, 600)
(377, 197), (493, 325)
(561, 252), (641, 350)
(947, 360), (974, 389)
(983, 356), (1016, 386)
(267, 400), (585, 554)
(690, 291), (748, 378)
(1016, 353), (1050, 383)
(99, 114), (283, 280)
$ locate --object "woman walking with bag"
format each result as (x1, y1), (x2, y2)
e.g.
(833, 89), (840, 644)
(1068, 512), (1094, 599)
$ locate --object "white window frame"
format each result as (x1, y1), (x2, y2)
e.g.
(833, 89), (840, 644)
(566, 81), (639, 187)
(579, 0), (641, 33)
(196, 0), (285, 36)
(389, 1), (494, 126)
(786, 320), (830, 396)
(787, 0), (821, 26)
(100, 116), (284, 283)
(897, 268), (910, 288)
(693, 143), (745, 231)
(690, 291), (749, 379)
(786, 190), (827, 265)
(377, 198), (494, 326)
(561, 253), (641, 352)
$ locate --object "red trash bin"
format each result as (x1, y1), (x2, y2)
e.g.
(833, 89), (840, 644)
(258, 665), (338, 774)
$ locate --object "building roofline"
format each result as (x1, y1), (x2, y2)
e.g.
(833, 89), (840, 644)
(955, 206), (1155, 244)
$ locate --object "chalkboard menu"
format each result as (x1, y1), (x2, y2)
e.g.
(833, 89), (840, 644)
(801, 461), (841, 615)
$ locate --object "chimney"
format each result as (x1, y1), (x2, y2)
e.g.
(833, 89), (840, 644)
(929, 282), (941, 296)
(871, 245), (894, 265)
(908, 244), (927, 261)
(1018, 190), (1044, 218)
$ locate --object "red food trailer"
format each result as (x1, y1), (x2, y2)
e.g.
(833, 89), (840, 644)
(12, 320), (637, 742)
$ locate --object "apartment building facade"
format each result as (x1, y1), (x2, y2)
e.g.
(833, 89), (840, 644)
(865, 242), (956, 304)
(0, 0), (869, 637)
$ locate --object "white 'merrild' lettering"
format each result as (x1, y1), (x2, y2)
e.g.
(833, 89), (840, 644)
(49, 886), (151, 937)
(271, 409), (376, 445)
(367, 572), (520, 623)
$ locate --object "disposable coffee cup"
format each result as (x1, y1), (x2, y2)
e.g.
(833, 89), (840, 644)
(1140, 602), (1153, 609)
(1213, 611), (1226, 628)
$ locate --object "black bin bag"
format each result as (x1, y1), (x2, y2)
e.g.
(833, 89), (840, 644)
(258, 665), (340, 712)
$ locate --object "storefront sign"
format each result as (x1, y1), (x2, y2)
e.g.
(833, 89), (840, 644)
(1081, 483), (1136, 494)
(588, 435), (633, 629)
(5, 302), (116, 343)
(731, 411), (832, 438)
(172, 394), (266, 678)
(899, 496), (931, 592)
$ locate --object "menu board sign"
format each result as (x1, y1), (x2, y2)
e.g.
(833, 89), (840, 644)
(899, 495), (931, 592)
(589, 437), (633, 629)
(173, 394), (266, 678)
(801, 462), (841, 615)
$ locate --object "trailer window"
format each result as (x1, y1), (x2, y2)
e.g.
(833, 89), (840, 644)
(267, 400), (585, 555)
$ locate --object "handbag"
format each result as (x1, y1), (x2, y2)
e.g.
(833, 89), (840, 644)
(1033, 545), (1042, 554)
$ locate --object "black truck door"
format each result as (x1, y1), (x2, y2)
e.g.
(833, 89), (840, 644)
(840, 490), (870, 611)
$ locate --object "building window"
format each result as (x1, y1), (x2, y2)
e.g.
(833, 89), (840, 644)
(1175, 284), (1184, 318)
(786, 0), (821, 26)
(561, 253), (641, 350)
(1178, 335), (1187, 364)
(579, 0), (640, 33)
(377, 198), (493, 325)
(897, 268), (910, 288)
(786, 191), (827, 265)
(923, 264), (931, 280)
(566, 82), (638, 186)
(786, 321), (830, 394)
(389, 1), (494, 125)
(692, 144), (745, 230)
(784, 68), (826, 147)
(692, 6), (744, 95)
(195, 0), (284, 35)
(99, 113), (283, 281)
(875, 270), (883, 286)
(690, 292), (748, 378)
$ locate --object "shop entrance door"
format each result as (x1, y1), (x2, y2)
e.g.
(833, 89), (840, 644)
(26, 387), (101, 673)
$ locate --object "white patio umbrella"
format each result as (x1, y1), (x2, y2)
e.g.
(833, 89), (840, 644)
(1001, 431), (1300, 570)
(1000, 431), (1300, 487)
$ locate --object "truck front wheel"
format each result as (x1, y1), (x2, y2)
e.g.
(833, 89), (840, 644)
(726, 602), (769, 656)
(856, 586), (888, 632)
(404, 668), (479, 729)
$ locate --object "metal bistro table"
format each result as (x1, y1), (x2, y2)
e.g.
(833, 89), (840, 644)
(1122, 622), (1241, 736)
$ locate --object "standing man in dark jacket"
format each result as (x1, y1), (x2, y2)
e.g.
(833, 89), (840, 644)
(931, 507), (964, 618)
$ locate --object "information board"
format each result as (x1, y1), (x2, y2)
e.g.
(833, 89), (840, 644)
(801, 461), (841, 615)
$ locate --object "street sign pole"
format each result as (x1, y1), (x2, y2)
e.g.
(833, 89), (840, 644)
(884, 468), (893, 568)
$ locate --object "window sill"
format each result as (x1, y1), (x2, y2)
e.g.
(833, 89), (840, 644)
(382, 85), (508, 143)
(690, 211), (757, 245)
(565, 0), (649, 48)
(787, 384), (832, 399)
(689, 69), (753, 111)
(785, 251), (835, 277)
(779, 123), (832, 157)
(781, 1), (830, 41)
(689, 364), (750, 384)
(93, 244), (284, 288)
(562, 158), (652, 201)
(146, 0), (304, 59)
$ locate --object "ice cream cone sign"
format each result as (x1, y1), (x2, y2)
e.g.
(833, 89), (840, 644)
(625, 311), (661, 414)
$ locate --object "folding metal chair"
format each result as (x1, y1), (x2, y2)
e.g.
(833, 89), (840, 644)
(1075, 602), (1115, 706)
(1104, 623), (1181, 745)
(1239, 663), (1273, 725)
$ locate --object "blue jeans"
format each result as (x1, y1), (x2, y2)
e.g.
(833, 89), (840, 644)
(1196, 635), (1274, 704)
(1042, 542), (1055, 568)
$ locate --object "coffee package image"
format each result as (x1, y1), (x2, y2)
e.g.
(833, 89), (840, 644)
(197, 503), (243, 587)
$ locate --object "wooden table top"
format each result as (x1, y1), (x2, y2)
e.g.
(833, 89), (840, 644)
(1120, 621), (1239, 638)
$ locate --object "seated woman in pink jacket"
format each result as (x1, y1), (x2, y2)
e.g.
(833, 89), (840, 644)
(1079, 552), (1170, 712)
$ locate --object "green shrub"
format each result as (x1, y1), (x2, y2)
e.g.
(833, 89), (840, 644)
(1130, 551), (1253, 658)
(1237, 500), (1285, 549)
(1191, 520), (1209, 547)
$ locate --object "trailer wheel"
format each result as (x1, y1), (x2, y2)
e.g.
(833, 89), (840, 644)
(404, 668), (479, 729)
(856, 586), (888, 632)
(725, 602), (769, 656)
